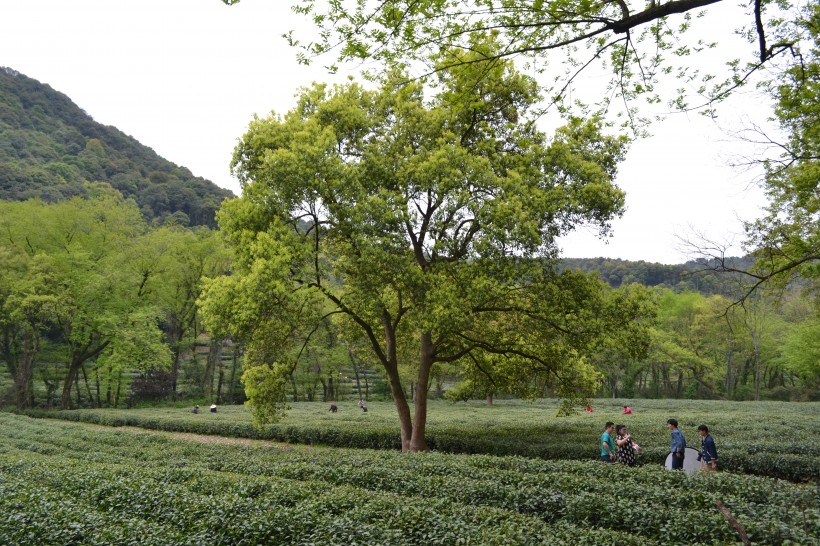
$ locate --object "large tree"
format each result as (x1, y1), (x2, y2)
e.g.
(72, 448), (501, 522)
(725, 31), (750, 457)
(200, 48), (653, 451)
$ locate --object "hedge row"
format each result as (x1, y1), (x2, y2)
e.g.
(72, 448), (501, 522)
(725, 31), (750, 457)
(1, 413), (817, 545)
(20, 399), (820, 482)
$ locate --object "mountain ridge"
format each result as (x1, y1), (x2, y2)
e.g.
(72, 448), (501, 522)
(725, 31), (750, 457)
(0, 66), (234, 228)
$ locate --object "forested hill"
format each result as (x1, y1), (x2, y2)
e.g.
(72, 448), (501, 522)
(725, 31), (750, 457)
(558, 256), (757, 294)
(0, 67), (234, 228)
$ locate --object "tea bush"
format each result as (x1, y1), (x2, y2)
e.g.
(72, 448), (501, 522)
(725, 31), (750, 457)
(22, 399), (820, 482)
(0, 413), (817, 545)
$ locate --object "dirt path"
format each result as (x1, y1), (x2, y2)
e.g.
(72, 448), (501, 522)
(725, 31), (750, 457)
(88, 423), (302, 450)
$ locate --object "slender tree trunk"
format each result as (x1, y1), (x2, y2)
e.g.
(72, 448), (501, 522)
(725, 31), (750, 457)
(216, 357), (225, 405)
(81, 363), (94, 407)
(114, 372), (122, 408)
(170, 346), (181, 402)
(486, 392), (494, 406)
(94, 368), (102, 408)
(350, 349), (362, 398)
(106, 363), (113, 406)
(14, 329), (38, 409)
(75, 375), (82, 406)
(228, 346), (239, 404)
(203, 337), (221, 399)
(381, 314), (413, 451)
(61, 355), (83, 409)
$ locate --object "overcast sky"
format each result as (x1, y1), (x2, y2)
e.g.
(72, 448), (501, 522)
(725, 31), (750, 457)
(1, 0), (773, 264)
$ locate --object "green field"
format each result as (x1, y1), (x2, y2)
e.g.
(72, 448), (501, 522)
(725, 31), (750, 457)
(0, 411), (817, 545)
(23, 399), (820, 482)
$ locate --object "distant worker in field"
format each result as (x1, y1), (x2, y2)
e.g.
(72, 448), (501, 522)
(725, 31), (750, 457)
(623, 405), (632, 414)
(360, 402), (368, 413)
(585, 405), (593, 413)
(667, 418), (686, 470)
(358, 398), (365, 409)
(328, 403), (338, 413)
(192, 405), (199, 414)
(601, 421), (615, 462)
(210, 404), (217, 413)
(697, 424), (718, 471)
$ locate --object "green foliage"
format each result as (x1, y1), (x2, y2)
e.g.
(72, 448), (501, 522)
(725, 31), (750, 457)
(205, 47), (649, 449)
(742, 1), (820, 293)
(0, 195), (235, 409)
(22, 398), (820, 483)
(278, 0), (803, 128)
(1, 411), (817, 544)
(0, 67), (233, 227)
(242, 363), (291, 428)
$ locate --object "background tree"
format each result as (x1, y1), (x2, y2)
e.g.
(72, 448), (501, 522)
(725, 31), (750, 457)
(200, 44), (654, 451)
(691, 3), (819, 297)
(0, 190), (172, 409)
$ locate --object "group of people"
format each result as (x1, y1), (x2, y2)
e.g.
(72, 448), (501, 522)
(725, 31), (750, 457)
(327, 400), (369, 413)
(600, 417), (718, 471)
(191, 404), (218, 414)
(600, 421), (643, 465)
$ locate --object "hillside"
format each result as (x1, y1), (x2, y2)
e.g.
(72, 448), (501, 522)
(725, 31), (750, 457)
(558, 255), (757, 294)
(0, 67), (234, 227)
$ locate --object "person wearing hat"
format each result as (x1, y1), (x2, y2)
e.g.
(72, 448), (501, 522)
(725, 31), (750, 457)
(210, 404), (217, 413)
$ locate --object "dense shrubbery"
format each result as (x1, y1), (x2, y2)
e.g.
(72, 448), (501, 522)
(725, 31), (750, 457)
(0, 412), (817, 545)
(21, 399), (820, 483)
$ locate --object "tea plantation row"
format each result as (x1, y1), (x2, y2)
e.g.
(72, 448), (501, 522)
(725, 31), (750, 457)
(22, 399), (820, 482)
(0, 413), (817, 545)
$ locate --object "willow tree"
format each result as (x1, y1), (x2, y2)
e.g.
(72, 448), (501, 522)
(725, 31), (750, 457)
(200, 47), (653, 451)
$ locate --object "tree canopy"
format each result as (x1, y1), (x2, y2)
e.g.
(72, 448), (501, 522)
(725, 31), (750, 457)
(199, 47), (654, 450)
(252, 0), (808, 123)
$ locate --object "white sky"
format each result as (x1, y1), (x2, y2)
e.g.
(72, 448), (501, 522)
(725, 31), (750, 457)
(1, 0), (772, 264)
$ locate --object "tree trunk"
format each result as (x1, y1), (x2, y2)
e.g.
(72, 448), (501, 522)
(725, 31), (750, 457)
(61, 355), (83, 409)
(14, 329), (38, 409)
(381, 314), (413, 451)
(216, 357), (225, 405)
(94, 368), (102, 408)
(61, 340), (110, 409)
(81, 362), (94, 407)
(203, 337), (221, 399)
(114, 372), (122, 408)
(408, 332), (434, 452)
(350, 349), (362, 398)
(486, 392), (494, 406)
(170, 345), (181, 402)
(228, 345), (240, 404)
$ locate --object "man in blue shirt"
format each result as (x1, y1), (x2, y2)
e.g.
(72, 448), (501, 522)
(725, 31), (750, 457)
(667, 418), (686, 470)
(697, 424), (718, 471)
(601, 421), (615, 462)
